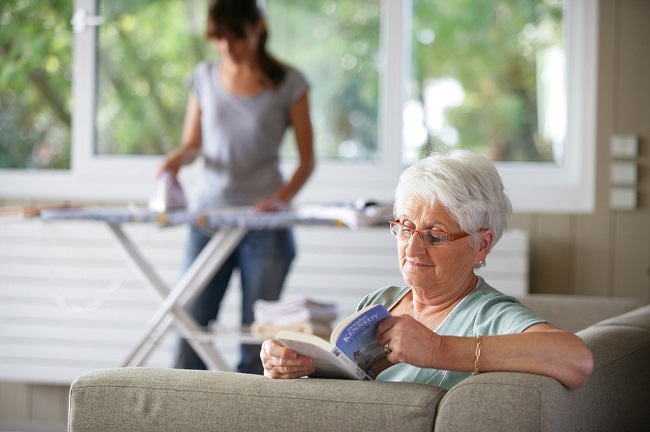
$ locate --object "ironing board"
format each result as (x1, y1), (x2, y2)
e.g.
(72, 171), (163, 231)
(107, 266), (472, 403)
(40, 207), (305, 370)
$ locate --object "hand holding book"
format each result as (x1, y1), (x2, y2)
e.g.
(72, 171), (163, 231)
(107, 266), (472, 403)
(274, 304), (393, 380)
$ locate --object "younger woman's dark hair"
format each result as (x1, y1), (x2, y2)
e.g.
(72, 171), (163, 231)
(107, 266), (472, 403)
(206, 0), (286, 87)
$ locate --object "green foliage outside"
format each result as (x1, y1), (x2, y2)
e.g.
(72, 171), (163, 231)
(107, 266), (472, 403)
(411, 0), (563, 162)
(267, 0), (381, 160)
(96, 0), (210, 156)
(0, 0), (73, 169)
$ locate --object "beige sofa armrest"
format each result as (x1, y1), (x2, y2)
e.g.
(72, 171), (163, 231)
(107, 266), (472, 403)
(435, 305), (650, 432)
(68, 368), (446, 432)
(435, 372), (569, 432)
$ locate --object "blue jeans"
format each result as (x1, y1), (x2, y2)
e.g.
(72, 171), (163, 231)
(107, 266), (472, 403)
(174, 225), (296, 374)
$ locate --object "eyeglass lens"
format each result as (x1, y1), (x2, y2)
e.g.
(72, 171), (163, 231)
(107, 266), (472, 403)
(390, 222), (449, 247)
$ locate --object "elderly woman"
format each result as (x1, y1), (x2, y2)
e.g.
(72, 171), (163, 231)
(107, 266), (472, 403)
(261, 150), (593, 390)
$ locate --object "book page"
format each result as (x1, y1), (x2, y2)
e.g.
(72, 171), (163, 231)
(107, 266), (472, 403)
(276, 332), (369, 380)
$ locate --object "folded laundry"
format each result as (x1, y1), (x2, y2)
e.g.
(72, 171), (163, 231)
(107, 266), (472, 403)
(250, 320), (333, 339)
(253, 297), (339, 325)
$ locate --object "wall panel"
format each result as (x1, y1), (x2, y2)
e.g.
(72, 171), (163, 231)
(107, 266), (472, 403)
(611, 0), (650, 299)
(572, 0), (617, 297)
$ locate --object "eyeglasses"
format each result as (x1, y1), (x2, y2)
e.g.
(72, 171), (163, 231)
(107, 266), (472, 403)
(389, 220), (471, 247)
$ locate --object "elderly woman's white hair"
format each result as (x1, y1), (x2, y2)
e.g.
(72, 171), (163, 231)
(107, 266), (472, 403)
(393, 150), (512, 250)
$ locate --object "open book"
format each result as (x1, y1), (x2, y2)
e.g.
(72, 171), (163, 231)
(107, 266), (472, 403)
(276, 304), (392, 381)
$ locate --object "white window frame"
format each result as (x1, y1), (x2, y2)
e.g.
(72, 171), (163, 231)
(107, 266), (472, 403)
(494, 0), (598, 213)
(0, 0), (597, 213)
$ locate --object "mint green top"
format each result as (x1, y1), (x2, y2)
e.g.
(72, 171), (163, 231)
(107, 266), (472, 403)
(356, 277), (545, 390)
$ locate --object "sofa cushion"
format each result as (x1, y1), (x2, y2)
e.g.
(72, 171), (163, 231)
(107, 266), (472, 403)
(593, 303), (650, 328)
(68, 367), (446, 432)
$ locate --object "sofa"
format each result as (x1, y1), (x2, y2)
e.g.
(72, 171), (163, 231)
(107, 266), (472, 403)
(68, 295), (650, 432)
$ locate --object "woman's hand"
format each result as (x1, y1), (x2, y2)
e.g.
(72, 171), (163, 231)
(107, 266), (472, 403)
(157, 151), (184, 178)
(376, 315), (441, 369)
(253, 197), (290, 212)
(261, 339), (316, 379)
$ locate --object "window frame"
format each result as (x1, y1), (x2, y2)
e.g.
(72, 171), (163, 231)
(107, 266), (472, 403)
(0, 0), (597, 213)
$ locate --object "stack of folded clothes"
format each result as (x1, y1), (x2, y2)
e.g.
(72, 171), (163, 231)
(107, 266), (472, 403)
(251, 297), (339, 339)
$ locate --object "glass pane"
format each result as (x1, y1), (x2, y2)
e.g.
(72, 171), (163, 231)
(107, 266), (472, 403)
(96, 0), (381, 162)
(267, 0), (381, 161)
(406, 0), (565, 165)
(0, 0), (73, 170)
(96, 0), (209, 155)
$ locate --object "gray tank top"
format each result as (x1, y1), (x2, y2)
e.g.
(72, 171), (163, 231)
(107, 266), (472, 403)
(190, 60), (309, 210)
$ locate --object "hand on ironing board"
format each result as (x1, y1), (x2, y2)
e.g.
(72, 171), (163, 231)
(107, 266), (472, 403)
(254, 197), (290, 212)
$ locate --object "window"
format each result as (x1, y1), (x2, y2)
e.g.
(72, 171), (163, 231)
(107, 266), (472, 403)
(407, 0), (565, 165)
(268, 0), (381, 161)
(94, 0), (382, 162)
(0, 0), (597, 212)
(95, 1), (209, 157)
(406, 0), (598, 212)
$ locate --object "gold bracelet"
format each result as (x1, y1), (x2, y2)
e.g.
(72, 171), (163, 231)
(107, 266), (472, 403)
(472, 335), (481, 375)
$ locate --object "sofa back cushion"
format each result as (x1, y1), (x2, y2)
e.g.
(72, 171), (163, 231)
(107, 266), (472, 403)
(68, 368), (446, 432)
(518, 295), (643, 332)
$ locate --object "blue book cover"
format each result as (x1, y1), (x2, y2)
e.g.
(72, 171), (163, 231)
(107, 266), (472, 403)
(332, 304), (392, 379)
